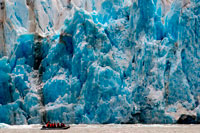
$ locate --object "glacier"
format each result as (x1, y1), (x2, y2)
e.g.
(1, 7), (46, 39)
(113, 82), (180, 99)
(0, 0), (200, 124)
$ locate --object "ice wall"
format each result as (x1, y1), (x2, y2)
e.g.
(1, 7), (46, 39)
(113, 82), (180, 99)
(0, 0), (5, 57)
(0, 0), (200, 124)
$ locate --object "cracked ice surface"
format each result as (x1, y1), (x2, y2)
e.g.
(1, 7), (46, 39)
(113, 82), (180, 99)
(0, 0), (200, 124)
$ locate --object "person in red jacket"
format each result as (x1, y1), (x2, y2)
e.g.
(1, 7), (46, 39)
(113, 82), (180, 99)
(61, 123), (66, 127)
(50, 123), (53, 128)
(46, 121), (50, 128)
(57, 123), (60, 128)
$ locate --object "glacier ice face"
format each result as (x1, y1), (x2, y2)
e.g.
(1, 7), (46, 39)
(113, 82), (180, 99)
(0, 57), (12, 105)
(0, 0), (200, 124)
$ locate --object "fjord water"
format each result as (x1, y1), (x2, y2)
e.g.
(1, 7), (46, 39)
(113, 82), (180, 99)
(1, 124), (200, 133)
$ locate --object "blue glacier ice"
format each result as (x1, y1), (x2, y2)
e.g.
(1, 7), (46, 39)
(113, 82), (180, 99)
(0, 0), (200, 124)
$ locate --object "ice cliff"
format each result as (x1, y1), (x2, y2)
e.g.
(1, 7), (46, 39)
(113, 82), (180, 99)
(0, 0), (200, 124)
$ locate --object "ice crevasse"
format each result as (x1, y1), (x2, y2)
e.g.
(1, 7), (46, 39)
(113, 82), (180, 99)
(0, 0), (200, 124)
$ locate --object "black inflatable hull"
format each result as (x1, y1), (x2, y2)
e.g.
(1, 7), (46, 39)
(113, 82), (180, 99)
(41, 125), (70, 130)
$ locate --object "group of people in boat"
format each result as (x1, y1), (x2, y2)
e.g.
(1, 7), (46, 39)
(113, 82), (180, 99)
(45, 121), (66, 128)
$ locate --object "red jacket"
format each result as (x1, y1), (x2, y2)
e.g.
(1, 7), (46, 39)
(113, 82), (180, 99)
(50, 123), (53, 128)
